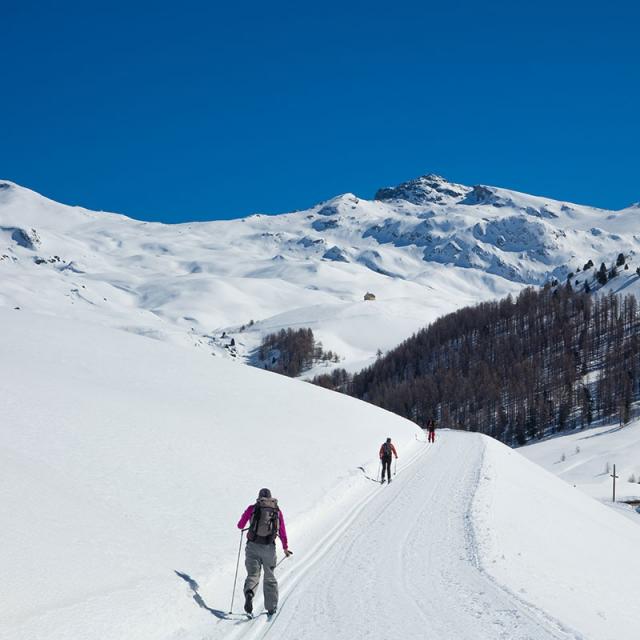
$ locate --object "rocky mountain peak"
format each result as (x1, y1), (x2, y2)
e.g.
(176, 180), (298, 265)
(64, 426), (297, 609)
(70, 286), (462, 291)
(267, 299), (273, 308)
(374, 174), (470, 205)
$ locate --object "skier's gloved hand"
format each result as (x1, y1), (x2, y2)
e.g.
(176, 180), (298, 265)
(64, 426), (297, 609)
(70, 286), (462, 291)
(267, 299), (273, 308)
(284, 549), (293, 557)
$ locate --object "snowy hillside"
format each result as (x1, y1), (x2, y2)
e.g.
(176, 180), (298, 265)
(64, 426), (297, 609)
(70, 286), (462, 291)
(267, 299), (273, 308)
(521, 416), (640, 524)
(3, 309), (640, 639)
(0, 308), (421, 640)
(2, 175), (638, 372)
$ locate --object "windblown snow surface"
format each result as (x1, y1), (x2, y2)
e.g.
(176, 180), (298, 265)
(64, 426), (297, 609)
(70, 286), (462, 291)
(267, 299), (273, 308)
(2, 310), (640, 640)
(3, 175), (640, 373)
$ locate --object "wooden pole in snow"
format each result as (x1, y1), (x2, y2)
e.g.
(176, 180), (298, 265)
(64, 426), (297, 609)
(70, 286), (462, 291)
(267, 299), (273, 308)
(610, 464), (619, 502)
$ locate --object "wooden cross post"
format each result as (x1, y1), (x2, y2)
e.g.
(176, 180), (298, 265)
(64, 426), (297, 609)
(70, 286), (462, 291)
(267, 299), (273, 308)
(610, 464), (619, 502)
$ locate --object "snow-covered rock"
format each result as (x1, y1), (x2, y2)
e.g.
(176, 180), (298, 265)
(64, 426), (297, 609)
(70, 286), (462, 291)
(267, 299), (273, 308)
(0, 225), (41, 249)
(322, 245), (349, 262)
(375, 173), (470, 204)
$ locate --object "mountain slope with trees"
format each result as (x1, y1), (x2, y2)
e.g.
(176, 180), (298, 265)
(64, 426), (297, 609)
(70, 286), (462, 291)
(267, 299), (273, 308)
(256, 327), (339, 376)
(314, 285), (640, 445)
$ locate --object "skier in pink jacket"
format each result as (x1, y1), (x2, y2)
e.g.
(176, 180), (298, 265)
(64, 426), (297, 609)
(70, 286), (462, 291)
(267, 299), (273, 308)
(237, 488), (292, 616)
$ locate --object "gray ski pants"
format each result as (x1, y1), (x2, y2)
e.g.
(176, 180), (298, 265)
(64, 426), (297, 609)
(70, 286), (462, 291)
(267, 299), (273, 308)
(243, 541), (278, 611)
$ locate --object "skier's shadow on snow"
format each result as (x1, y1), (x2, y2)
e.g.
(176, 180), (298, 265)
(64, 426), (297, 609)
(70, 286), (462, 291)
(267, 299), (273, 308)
(357, 466), (381, 483)
(174, 570), (230, 620)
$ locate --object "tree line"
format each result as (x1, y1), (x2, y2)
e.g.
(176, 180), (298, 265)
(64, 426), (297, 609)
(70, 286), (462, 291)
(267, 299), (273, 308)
(312, 284), (640, 445)
(258, 327), (339, 377)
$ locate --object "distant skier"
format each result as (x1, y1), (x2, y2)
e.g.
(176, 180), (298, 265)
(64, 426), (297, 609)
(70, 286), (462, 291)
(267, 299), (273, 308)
(427, 419), (436, 443)
(379, 437), (398, 483)
(237, 488), (292, 617)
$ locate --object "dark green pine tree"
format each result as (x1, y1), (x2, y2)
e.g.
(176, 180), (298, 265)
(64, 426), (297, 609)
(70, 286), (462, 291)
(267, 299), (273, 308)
(597, 262), (608, 286)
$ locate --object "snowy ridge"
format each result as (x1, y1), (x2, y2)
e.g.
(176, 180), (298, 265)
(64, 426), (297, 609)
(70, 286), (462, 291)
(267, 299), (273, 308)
(2, 175), (638, 372)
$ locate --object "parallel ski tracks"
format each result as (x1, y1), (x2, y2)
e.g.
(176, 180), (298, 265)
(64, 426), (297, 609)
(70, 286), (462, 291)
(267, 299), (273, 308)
(223, 433), (579, 640)
(224, 443), (433, 640)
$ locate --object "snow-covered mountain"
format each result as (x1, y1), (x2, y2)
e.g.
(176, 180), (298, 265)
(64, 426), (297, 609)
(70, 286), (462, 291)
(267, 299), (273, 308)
(4, 174), (640, 639)
(1, 175), (639, 372)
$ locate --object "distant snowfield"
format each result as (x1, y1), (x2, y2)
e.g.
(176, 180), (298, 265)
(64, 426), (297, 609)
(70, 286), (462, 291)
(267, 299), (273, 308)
(3, 310), (640, 640)
(3, 174), (639, 373)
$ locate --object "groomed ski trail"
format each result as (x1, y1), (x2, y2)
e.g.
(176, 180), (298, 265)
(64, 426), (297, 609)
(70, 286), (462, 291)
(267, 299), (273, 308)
(226, 431), (576, 640)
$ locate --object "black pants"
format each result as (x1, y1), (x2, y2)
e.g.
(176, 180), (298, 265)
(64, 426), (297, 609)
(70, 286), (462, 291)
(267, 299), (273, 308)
(381, 456), (392, 482)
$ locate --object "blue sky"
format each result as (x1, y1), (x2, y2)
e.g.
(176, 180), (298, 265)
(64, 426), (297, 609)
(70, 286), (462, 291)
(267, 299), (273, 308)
(1, 1), (638, 222)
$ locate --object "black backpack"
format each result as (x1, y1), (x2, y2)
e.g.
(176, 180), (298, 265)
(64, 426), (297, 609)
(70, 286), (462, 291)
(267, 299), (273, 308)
(247, 497), (280, 544)
(382, 442), (392, 458)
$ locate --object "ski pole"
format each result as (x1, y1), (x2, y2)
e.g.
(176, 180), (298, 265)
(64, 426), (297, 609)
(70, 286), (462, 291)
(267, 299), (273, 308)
(276, 550), (293, 568)
(378, 459), (382, 482)
(394, 458), (397, 476)
(229, 528), (246, 613)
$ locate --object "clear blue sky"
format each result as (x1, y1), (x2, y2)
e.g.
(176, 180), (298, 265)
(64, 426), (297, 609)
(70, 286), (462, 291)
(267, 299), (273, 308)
(1, 0), (638, 222)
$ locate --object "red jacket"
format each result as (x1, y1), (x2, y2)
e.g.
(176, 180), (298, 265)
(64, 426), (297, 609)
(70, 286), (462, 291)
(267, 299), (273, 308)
(237, 504), (289, 550)
(379, 443), (398, 459)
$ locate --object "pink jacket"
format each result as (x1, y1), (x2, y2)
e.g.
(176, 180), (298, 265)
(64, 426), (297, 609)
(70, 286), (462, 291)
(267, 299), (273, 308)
(237, 504), (289, 550)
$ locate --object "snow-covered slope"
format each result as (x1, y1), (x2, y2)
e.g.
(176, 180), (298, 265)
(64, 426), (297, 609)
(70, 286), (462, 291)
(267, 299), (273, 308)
(3, 309), (640, 640)
(0, 308), (421, 640)
(2, 175), (638, 372)
(474, 436), (640, 640)
(520, 416), (640, 524)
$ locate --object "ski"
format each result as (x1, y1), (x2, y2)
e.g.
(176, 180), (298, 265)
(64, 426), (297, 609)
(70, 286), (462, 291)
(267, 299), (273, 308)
(224, 613), (252, 621)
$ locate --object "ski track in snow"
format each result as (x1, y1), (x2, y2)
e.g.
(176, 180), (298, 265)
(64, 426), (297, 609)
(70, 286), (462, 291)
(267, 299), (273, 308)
(218, 433), (573, 640)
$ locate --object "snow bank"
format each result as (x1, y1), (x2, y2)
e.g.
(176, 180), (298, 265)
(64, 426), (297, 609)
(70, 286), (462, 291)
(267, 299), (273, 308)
(520, 417), (640, 521)
(473, 437), (640, 640)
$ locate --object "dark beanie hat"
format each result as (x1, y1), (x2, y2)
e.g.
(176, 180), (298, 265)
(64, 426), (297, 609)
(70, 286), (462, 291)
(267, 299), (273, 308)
(258, 488), (272, 498)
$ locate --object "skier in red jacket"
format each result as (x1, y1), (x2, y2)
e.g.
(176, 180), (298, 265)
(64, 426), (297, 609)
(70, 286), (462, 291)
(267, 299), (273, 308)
(379, 437), (398, 483)
(427, 418), (436, 443)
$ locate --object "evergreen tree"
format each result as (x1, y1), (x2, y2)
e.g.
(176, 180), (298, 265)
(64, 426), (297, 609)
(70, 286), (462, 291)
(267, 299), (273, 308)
(259, 327), (339, 377)
(597, 263), (608, 285)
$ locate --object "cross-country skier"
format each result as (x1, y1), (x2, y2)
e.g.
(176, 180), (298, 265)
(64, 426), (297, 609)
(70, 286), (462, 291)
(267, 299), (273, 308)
(379, 437), (398, 483)
(237, 488), (292, 617)
(427, 419), (436, 443)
